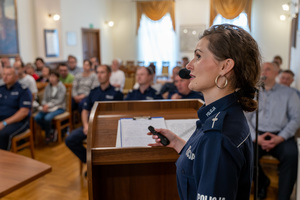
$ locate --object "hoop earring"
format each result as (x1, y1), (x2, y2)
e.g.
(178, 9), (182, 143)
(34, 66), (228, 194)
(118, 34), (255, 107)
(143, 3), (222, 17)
(215, 75), (228, 89)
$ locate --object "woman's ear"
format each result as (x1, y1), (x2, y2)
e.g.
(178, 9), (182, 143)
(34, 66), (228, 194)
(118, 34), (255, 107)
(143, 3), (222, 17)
(220, 58), (234, 76)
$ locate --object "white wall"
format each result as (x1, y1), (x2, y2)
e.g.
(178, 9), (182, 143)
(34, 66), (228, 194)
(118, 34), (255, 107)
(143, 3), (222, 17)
(60, 0), (114, 66)
(16, 0), (37, 64)
(251, 0), (291, 68)
(34, 0), (63, 63)
(111, 1), (137, 64)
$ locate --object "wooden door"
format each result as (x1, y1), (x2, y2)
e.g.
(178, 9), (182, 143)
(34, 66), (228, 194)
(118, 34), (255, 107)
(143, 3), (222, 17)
(81, 28), (101, 64)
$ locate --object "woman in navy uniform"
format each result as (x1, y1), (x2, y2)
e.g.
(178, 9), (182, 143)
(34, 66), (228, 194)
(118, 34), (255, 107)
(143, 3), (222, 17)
(148, 24), (261, 200)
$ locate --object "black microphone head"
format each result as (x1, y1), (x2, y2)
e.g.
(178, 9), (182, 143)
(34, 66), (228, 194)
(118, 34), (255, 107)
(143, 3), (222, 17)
(260, 76), (266, 81)
(179, 68), (191, 79)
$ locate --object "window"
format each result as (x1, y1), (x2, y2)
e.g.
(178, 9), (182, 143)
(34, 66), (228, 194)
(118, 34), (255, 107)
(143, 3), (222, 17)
(213, 12), (250, 32)
(137, 13), (176, 75)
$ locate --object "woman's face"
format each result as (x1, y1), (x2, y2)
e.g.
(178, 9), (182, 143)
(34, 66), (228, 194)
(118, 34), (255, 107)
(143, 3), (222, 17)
(42, 67), (50, 77)
(83, 61), (91, 72)
(49, 74), (59, 85)
(186, 37), (223, 93)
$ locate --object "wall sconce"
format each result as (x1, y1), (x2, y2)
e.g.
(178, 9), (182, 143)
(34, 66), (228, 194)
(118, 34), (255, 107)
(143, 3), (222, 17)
(280, 1), (298, 20)
(48, 13), (60, 21)
(282, 3), (290, 11)
(105, 20), (114, 27)
(280, 14), (287, 21)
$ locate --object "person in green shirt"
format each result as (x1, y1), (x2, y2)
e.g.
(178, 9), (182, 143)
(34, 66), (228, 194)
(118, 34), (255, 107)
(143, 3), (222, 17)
(58, 63), (74, 84)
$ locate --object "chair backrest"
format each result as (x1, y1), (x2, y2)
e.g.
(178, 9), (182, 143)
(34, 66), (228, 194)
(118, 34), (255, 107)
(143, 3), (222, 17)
(162, 66), (169, 76)
(64, 83), (73, 113)
(162, 61), (170, 67)
(137, 61), (144, 67)
(126, 60), (135, 69)
(124, 73), (135, 91)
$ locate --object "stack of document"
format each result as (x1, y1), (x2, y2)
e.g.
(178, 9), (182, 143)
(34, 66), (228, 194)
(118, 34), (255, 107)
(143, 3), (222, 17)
(116, 117), (197, 147)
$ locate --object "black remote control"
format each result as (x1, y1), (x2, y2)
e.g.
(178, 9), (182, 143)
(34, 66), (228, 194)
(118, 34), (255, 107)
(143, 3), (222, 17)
(148, 126), (170, 146)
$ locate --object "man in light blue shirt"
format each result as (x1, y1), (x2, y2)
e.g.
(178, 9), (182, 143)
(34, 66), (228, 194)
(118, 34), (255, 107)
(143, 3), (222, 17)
(246, 62), (300, 200)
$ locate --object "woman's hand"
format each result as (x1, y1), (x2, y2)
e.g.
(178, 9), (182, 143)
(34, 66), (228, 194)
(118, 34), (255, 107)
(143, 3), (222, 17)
(42, 104), (49, 112)
(147, 128), (186, 153)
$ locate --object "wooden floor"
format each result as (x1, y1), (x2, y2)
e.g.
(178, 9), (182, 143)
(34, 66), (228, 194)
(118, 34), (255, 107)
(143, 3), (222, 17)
(2, 142), (88, 200)
(1, 142), (296, 200)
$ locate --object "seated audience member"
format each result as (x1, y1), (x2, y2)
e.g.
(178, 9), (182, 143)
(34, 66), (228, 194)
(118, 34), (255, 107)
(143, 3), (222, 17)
(35, 57), (46, 77)
(67, 55), (82, 76)
(182, 56), (189, 67)
(0, 58), (3, 86)
(109, 58), (125, 91)
(273, 55), (283, 68)
(37, 66), (50, 82)
(160, 66), (181, 99)
(279, 69), (300, 98)
(0, 66), (32, 150)
(65, 65), (123, 175)
(58, 63), (74, 84)
(1, 57), (10, 67)
(168, 73), (204, 100)
(72, 59), (98, 113)
(125, 66), (162, 100)
(25, 63), (40, 81)
(14, 55), (22, 62)
(148, 62), (162, 93)
(246, 62), (300, 200)
(34, 70), (66, 143)
(13, 61), (38, 96)
(90, 56), (99, 71)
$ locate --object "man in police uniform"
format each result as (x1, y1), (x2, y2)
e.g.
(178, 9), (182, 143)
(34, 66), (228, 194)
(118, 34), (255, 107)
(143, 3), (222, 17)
(65, 65), (123, 174)
(246, 62), (300, 200)
(0, 66), (32, 150)
(168, 73), (204, 100)
(125, 66), (162, 100)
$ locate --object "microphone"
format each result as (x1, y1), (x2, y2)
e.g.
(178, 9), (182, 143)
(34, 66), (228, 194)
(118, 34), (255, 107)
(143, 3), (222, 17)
(259, 76), (266, 90)
(179, 68), (191, 79)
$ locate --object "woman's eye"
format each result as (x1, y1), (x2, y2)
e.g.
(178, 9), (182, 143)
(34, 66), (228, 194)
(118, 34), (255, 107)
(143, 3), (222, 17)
(196, 54), (201, 59)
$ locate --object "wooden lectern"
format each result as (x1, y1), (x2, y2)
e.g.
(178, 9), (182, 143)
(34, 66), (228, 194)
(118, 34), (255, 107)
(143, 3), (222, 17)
(87, 99), (203, 200)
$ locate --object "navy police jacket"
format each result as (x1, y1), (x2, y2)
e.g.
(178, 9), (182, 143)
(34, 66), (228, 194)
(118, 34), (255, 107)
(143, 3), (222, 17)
(176, 92), (253, 200)
(125, 86), (162, 100)
(168, 90), (204, 101)
(0, 82), (32, 121)
(83, 84), (123, 111)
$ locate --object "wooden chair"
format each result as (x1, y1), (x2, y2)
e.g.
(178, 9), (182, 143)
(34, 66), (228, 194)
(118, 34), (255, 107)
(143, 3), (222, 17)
(126, 60), (135, 69)
(137, 61), (145, 67)
(52, 83), (73, 143)
(161, 61), (170, 78)
(123, 73), (136, 95)
(11, 119), (35, 158)
(79, 139), (87, 175)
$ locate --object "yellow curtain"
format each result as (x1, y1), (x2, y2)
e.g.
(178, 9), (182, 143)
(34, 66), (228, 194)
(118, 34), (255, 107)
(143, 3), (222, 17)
(210, 0), (252, 29)
(136, 0), (175, 34)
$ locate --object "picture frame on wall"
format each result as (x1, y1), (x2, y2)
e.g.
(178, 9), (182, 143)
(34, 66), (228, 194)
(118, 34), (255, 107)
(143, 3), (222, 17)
(180, 25), (206, 52)
(0, 0), (19, 57)
(44, 29), (59, 57)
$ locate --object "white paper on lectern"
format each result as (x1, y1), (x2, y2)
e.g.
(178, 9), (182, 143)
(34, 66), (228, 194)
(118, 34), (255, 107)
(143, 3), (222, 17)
(117, 117), (167, 147)
(116, 118), (198, 147)
(165, 119), (198, 142)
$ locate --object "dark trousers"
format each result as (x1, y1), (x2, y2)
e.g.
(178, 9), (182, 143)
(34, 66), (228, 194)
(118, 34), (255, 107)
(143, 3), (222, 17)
(255, 137), (298, 200)
(0, 121), (29, 150)
(72, 98), (85, 114)
(34, 109), (65, 138)
(65, 127), (87, 163)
